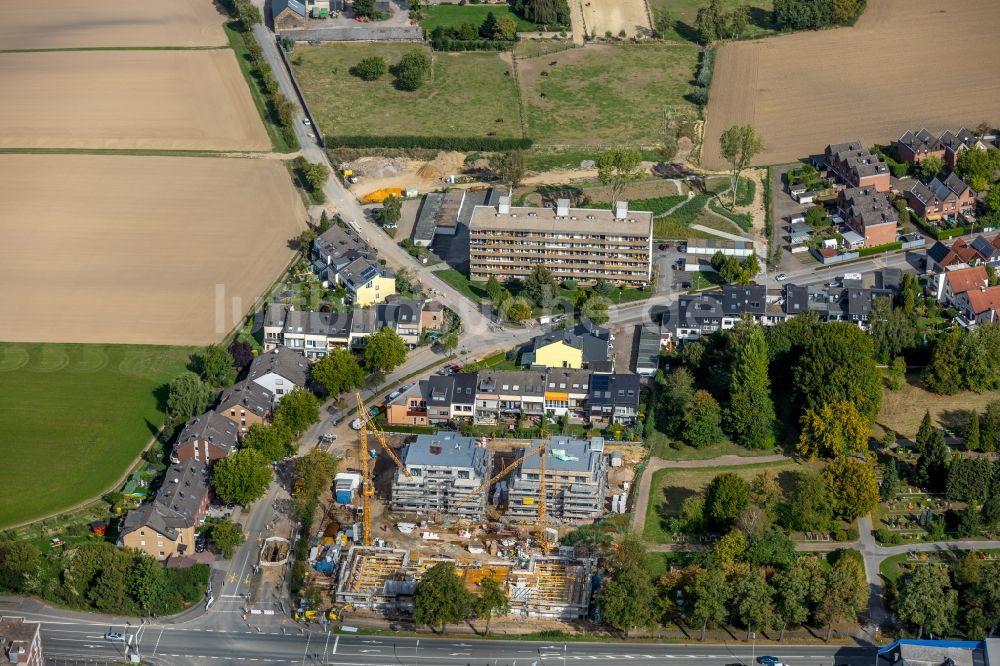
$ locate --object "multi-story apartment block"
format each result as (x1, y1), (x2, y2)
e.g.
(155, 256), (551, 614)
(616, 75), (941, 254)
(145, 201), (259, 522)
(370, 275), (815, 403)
(507, 436), (608, 522)
(390, 432), (492, 520)
(119, 460), (210, 560)
(171, 411), (239, 464)
(824, 141), (890, 192)
(468, 197), (652, 285)
(0, 617), (43, 666)
(215, 380), (273, 437)
(837, 186), (899, 247)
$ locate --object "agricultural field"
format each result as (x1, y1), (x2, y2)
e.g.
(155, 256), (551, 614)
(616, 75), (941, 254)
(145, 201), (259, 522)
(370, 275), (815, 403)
(702, 0), (1000, 169)
(519, 43), (700, 146)
(0, 154), (306, 345)
(291, 43), (523, 141)
(0, 50), (270, 151)
(646, 0), (774, 41)
(581, 0), (652, 39)
(0, 0), (227, 50)
(0, 343), (195, 528)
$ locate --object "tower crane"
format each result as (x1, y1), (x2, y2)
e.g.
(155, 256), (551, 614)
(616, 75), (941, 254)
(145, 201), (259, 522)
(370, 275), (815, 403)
(356, 393), (413, 546)
(453, 442), (550, 550)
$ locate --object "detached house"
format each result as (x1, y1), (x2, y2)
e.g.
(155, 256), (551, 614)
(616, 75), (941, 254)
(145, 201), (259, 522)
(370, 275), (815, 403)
(957, 286), (1000, 326)
(172, 411), (239, 464)
(216, 380), (272, 437)
(522, 324), (611, 370)
(587, 373), (641, 425)
(247, 347), (311, 403)
(825, 141), (890, 192)
(935, 265), (989, 304)
(119, 460), (210, 560)
(338, 258), (395, 307)
(905, 173), (975, 222)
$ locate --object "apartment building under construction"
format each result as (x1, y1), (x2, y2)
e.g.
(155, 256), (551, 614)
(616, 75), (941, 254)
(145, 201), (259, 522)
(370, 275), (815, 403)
(507, 436), (608, 522)
(389, 432), (492, 520)
(335, 546), (594, 620)
(468, 197), (653, 286)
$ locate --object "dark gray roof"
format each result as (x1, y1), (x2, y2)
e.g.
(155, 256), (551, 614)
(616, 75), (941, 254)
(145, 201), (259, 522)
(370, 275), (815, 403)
(174, 411), (239, 457)
(588, 374), (640, 406)
(927, 240), (954, 265)
(490, 370), (547, 397)
(340, 257), (384, 289)
(413, 192), (444, 244)
(898, 128), (941, 153)
(312, 225), (374, 267)
(272, 0), (306, 19)
(248, 347), (311, 387)
(940, 128), (979, 152)
(543, 367), (592, 392)
(840, 187), (898, 230)
(971, 235), (1000, 260)
(875, 268), (903, 291)
(216, 380), (273, 420)
(722, 284), (767, 316)
(636, 326), (661, 371)
(402, 431), (488, 471)
(377, 299), (421, 329)
(526, 323), (610, 365)
(452, 372), (477, 403)
(677, 292), (724, 329)
(426, 375), (454, 406)
(120, 461), (210, 541)
(784, 284), (809, 315)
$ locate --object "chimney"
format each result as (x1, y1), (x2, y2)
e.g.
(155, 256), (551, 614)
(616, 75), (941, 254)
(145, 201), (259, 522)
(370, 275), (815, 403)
(497, 195), (511, 215)
(556, 198), (570, 217)
(615, 201), (628, 220)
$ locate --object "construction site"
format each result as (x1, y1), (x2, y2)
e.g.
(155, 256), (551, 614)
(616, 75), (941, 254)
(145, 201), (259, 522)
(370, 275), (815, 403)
(295, 395), (639, 624)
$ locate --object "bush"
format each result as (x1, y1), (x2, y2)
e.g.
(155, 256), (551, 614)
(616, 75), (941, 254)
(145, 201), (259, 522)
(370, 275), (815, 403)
(351, 56), (387, 81)
(876, 528), (902, 545)
(690, 86), (709, 106)
(857, 240), (903, 257)
(393, 49), (431, 90)
(326, 135), (532, 151)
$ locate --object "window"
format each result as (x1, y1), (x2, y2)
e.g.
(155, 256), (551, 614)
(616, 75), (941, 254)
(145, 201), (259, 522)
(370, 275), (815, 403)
(140, 530), (146, 536)
(140, 540), (146, 546)
(159, 551), (165, 558)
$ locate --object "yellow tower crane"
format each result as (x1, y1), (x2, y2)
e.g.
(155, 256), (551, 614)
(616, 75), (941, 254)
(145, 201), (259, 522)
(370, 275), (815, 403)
(356, 393), (413, 546)
(453, 442), (549, 550)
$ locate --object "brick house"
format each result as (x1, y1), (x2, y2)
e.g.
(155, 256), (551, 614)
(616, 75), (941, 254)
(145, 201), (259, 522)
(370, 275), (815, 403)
(940, 128), (991, 168)
(905, 173), (976, 222)
(271, 0), (307, 30)
(118, 461), (210, 560)
(825, 141), (891, 192)
(837, 186), (898, 247)
(215, 380), (272, 437)
(896, 128), (944, 166)
(171, 411), (239, 464)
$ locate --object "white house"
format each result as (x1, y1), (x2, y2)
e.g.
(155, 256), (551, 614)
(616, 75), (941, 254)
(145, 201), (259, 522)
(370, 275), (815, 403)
(246, 347), (311, 404)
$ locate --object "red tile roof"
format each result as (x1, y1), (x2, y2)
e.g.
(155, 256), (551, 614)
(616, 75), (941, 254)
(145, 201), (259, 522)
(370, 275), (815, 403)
(945, 265), (988, 295)
(950, 238), (982, 264)
(967, 286), (1000, 315)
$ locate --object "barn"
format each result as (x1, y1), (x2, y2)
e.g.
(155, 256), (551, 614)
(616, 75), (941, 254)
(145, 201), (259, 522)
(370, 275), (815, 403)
(272, 0), (307, 31)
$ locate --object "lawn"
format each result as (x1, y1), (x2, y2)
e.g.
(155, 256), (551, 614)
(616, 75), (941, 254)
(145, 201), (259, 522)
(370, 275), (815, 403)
(435, 268), (490, 302)
(649, 436), (778, 461)
(642, 459), (804, 544)
(0, 343), (195, 527)
(520, 43), (700, 146)
(646, 0), (776, 42)
(291, 43), (522, 141)
(420, 4), (537, 32)
(878, 374), (1000, 440)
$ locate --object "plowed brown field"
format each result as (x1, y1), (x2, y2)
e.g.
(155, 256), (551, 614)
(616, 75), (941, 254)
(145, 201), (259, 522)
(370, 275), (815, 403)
(702, 0), (1000, 169)
(0, 50), (270, 151)
(0, 0), (226, 49)
(0, 154), (306, 346)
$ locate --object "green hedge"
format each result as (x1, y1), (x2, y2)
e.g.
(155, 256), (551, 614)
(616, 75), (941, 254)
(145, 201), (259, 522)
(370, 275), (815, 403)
(910, 211), (967, 240)
(857, 240), (903, 257)
(431, 37), (513, 51)
(325, 135), (532, 151)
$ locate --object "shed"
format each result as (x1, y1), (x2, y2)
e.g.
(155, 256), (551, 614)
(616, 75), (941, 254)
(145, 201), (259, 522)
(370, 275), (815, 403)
(273, 0), (307, 30)
(610, 451), (623, 468)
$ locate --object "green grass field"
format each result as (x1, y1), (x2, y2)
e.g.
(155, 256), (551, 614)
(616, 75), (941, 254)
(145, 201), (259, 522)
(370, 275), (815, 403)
(291, 43), (522, 140)
(521, 44), (700, 145)
(0, 343), (195, 527)
(420, 4), (537, 32)
(642, 459), (804, 544)
(646, 0), (775, 42)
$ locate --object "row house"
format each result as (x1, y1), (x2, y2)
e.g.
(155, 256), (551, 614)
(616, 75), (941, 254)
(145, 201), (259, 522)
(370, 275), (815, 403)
(897, 128), (991, 168)
(264, 299), (423, 358)
(905, 173), (976, 222)
(387, 368), (639, 428)
(673, 284), (783, 341)
(926, 235), (1000, 273)
(171, 411), (240, 464)
(838, 186), (899, 247)
(824, 141), (890, 192)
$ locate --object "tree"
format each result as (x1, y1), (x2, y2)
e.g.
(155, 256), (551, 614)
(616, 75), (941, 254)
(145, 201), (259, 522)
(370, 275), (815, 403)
(726, 325), (776, 449)
(660, 367), (694, 437)
(273, 387), (319, 435)
(704, 472), (750, 531)
(293, 450), (339, 515)
(520, 0), (570, 26)
(816, 553), (868, 640)
(523, 265), (556, 307)
(733, 568), (776, 639)
(685, 567), (730, 640)
(491, 151), (525, 187)
(916, 410), (935, 449)
(683, 390), (724, 447)
(719, 125), (764, 210)
(744, 530), (796, 569)
(485, 275), (503, 303)
(211, 448), (272, 505)
(197, 345), (236, 387)
(207, 518), (245, 559)
(364, 327), (408, 374)
(301, 161), (330, 191)
(380, 195), (402, 227)
(474, 577), (509, 634)
(311, 349), (364, 398)
(713, 529), (747, 565)
(915, 427), (949, 491)
(726, 4), (749, 38)
(822, 456), (879, 520)
(896, 563), (958, 638)
(128, 554), (169, 615)
(923, 331), (964, 395)
(228, 340), (254, 371)
(506, 298), (532, 322)
(773, 562), (811, 639)
(785, 471), (833, 532)
(351, 56), (387, 81)
(166, 372), (214, 424)
(596, 147), (644, 210)
(982, 401), (1000, 453)
(868, 297), (915, 363)
(583, 298), (610, 326)
(796, 401), (869, 461)
(919, 154), (945, 181)
(394, 50), (431, 91)
(694, 0), (723, 41)
(491, 13), (518, 40)
(598, 560), (656, 634)
(880, 459), (900, 502)
(966, 410), (982, 452)
(0, 541), (39, 593)
(352, 0), (376, 18)
(945, 457), (993, 503)
(956, 147), (1000, 193)
(413, 562), (472, 632)
(793, 322), (881, 426)
(243, 422), (295, 461)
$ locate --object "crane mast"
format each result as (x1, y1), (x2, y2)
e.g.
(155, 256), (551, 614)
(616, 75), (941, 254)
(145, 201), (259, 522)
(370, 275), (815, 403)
(356, 392), (413, 547)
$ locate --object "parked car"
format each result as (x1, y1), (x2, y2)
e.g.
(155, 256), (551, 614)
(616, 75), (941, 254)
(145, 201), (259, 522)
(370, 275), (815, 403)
(195, 540), (207, 553)
(320, 432), (337, 442)
(658, 242), (670, 250)
(827, 280), (840, 287)
(449, 364), (461, 373)
(775, 273), (788, 281)
(758, 657), (784, 665)
(104, 632), (125, 642)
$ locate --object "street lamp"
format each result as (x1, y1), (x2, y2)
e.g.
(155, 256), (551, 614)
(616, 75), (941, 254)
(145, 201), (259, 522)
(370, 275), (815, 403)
(752, 630), (756, 665)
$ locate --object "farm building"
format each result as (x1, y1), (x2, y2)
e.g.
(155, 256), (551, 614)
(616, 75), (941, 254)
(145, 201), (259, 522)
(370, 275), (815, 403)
(272, 0), (307, 31)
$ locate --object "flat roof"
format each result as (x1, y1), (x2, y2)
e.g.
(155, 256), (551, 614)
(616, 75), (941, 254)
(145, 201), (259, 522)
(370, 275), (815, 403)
(469, 204), (652, 235)
(403, 431), (488, 470)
